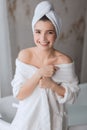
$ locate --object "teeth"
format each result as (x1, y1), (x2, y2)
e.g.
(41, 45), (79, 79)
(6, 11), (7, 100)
(41, 42), (49, 44)
(38, 41), (49, 46)
(41, 43), (48, 46)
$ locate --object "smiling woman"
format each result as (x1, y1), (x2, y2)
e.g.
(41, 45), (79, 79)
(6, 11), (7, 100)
(9, 1), (79, 130)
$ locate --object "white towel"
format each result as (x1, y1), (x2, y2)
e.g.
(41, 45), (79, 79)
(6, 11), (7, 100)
(10, 59), (79, 130)
(32, 1), (62, 36)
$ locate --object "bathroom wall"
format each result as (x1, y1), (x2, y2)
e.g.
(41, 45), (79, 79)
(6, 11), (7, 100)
(80, 9), (87, 83)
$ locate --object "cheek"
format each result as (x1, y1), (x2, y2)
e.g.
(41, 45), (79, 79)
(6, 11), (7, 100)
(50, 36), (56, 43)
(34, 35), (38, 43)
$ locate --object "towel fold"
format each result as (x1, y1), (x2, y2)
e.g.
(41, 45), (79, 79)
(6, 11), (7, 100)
(32, 1), (62, 36)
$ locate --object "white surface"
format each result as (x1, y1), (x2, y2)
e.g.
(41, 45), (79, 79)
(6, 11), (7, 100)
(68, 83), (87, 126)
(69, 124), (87, 130)
(0, 96), (18, 123)
(0, 119), (10, 130)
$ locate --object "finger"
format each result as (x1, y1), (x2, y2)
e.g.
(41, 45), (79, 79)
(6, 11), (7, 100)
(42, 76), (45, 79)
(54, 66), (59, 71)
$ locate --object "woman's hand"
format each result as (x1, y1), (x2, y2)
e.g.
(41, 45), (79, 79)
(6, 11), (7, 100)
(39, 77), (54, 89)
(39, 77), (65, 97)
(38, 65), (58, 78)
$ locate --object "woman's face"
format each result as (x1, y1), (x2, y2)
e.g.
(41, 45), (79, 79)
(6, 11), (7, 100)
(33, 20), (56, 50)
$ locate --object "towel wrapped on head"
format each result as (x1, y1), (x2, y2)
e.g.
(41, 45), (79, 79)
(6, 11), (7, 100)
(32, 1), (62, 37)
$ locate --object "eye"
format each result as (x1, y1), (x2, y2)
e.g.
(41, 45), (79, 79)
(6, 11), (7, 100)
(35, 30), (41, 34)
(48, 31), (54, 34)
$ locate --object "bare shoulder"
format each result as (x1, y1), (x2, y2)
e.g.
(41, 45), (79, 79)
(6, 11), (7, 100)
(18, 47), (34, 64)
(55, 50), (73, 64)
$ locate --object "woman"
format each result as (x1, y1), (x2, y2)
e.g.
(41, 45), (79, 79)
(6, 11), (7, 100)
(11, 1), (79, 130)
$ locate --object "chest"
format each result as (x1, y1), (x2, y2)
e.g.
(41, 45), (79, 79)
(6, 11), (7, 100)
(30, 56), (59, 68)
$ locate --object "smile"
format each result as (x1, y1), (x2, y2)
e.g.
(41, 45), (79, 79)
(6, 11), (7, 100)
(39, 41), (49, 46)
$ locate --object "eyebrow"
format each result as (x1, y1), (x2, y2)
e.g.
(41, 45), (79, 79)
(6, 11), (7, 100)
(34, 29), (55, 32)
(34, 29), (40, 31)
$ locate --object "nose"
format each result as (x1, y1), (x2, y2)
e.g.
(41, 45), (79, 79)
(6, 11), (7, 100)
(40, 33), (47, 42)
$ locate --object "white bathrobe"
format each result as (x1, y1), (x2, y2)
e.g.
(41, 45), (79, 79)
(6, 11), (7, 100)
(10, 59), (79, 130)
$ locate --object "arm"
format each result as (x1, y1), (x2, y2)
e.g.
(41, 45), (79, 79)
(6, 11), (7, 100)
(39, 58), (79, 104)
(16, 70), (41, 100)
(39, 77), (66, 97)
(12, 62), (57, 101)
(39, 75), (79, 104)
(16, 65), (57, 100)
(51, 81), (66, 97)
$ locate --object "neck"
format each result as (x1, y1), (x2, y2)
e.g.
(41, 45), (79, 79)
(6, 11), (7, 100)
(35, 47), (55, 65)
(37, 48), (54, 58)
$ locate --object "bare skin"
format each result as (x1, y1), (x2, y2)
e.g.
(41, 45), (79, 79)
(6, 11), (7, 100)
(17, 20), (72, 100)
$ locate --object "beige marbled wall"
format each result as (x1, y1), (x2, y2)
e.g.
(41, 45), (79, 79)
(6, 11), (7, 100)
(7, 0), (87, 82)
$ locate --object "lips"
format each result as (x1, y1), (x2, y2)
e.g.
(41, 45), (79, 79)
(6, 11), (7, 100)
(39, 41), (49, 46)
(41, 43), (49, 46)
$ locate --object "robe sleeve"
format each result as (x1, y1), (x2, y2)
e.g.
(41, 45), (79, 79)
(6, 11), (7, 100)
(56, 76), (79, 104)
(53, 62), (80, 104)
(11, 60), (27, 97)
